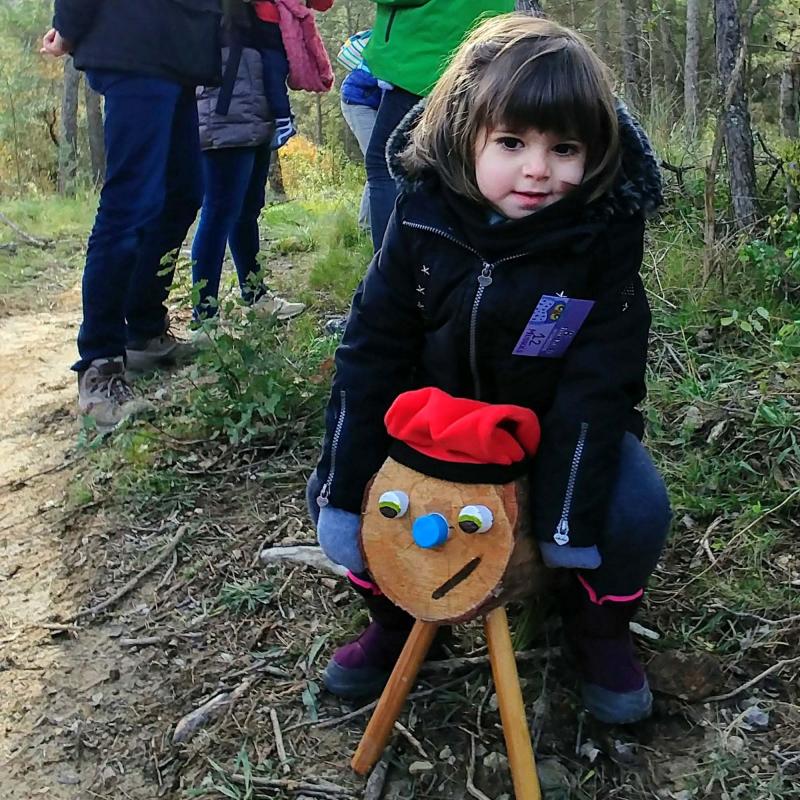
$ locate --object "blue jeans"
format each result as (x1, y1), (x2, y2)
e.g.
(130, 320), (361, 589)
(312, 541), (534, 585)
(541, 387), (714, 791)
(307, 433), (671, 597)
(74, 71), (203, 371)
(365, 87), (421, 251)
(341, 99), (378, 229)
(191, 145), (271, 319)
(260, 47), (291, 119)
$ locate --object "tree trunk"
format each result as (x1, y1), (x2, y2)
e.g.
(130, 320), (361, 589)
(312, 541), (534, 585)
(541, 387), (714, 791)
(58, 56), (80, 196)
(315, 94), (324, 145)
(515, 0), (545, 16)
(84, 81), (105, 188)
(714, 0), (759, 230)
(684, 0), (701, 138)
(595, 0), (610, 66)
(658, 0), (676, 101)
(779, 58), (799, 212)
(618, 0), (641, 111)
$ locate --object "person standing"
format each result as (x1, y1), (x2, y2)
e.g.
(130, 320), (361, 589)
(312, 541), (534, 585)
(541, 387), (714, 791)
(362, 0), (515, 251)
(42, 0), (222, 432)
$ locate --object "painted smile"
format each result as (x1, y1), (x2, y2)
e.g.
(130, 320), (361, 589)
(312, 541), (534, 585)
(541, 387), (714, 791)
(431, 557), (482, 599)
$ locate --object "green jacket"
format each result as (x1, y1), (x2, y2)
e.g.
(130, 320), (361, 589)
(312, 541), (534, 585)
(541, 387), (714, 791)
(363, 0), (515, 96)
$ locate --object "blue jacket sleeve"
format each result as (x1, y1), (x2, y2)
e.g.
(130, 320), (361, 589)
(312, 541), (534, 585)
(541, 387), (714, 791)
(54, 0), (102, 46)
(313, 200), (424, 514)
(530, 215), (651, 549)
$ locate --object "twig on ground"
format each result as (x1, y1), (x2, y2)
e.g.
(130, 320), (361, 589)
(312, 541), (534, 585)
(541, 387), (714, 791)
(260, 545), (348, 577)
(172, 675), (260, 745)
(226, 774), (355, 798)
(420, 647), (559, 674)
(0, 210), (48, 247)
(364, 746), (392, 800)
(466, 734), (493, 800)
(706, 655), (800, 702)
(73, 525), (188, 620)
(393, 720), (429, 761)
(251, 517), (292, 567)
(270, 707), (291, 775)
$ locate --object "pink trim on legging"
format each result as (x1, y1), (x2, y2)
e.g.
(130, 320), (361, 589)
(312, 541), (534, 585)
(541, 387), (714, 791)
(577, 574), (643, 605)
(347, 570), (383, 596)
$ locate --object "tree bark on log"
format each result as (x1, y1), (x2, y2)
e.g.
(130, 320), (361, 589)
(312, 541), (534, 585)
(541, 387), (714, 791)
(58, 57), (80, 196)
(714, 0), (759, 231)
(515, 0), (545, 15)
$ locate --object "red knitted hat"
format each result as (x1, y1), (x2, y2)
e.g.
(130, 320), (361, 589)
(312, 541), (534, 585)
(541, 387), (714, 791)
(384, 388), (541, 484)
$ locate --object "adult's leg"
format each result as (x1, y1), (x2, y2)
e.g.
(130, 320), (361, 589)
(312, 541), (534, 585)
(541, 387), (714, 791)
(365, 87), (420, 251)
(125, 86), (204, 344)
(191, 147), (257, 319)
(74, 72), (182, 371)
(229, 144), (270, 303)
(341, 99), (378, 229)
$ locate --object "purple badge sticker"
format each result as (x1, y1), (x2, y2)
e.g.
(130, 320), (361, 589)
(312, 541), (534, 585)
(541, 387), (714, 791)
(513, 294), (595, 358)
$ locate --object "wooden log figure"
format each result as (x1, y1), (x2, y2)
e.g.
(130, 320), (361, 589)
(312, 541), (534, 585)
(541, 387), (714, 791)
(350, 388), (549, 800)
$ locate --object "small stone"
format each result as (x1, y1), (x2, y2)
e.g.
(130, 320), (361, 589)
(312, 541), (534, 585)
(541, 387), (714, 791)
(725, 736), (746, 755)
(612, 740), (637, 764)
(57, 768), (80, 786)
(482, 751), (508, 771)
(648, 650), (723, 701)
(536, 758), (573, 798)
(579, 740), (600, 763)
(740, 705), (769, 731)
(683, 405), (704, 432)
(438, 746), (452, 761)
(408, 761), (434, 774)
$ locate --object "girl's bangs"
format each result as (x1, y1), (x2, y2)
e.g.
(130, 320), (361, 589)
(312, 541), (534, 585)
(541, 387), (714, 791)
(481, 46), (604, 144)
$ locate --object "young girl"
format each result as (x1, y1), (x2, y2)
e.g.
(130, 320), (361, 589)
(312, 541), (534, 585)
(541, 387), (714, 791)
(308, 15), (671, 725)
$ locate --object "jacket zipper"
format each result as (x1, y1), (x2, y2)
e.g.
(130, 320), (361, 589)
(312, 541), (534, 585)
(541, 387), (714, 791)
(553, 422), (589, 545)
(317, 390), (346, 508)
(403, 221), (531, 398)
(385, 9), (397, 42)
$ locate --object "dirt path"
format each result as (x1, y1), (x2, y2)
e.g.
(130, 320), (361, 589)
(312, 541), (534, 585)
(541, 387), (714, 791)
(0, 289), (148, 798)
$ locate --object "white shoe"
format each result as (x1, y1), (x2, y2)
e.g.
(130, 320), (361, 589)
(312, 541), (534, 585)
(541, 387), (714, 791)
(251, 293), (305, 321)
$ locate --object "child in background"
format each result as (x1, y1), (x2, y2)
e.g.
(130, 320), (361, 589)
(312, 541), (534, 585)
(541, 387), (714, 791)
(308, 15), (671, 725)
(250, 0), (333, 148)
(337, 30), (381, 229)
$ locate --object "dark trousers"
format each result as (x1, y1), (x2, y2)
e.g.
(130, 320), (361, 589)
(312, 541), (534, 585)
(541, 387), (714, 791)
(260, 46), (291, 119)
(364, 86), (421, 252)
(307, 433), (671, 628)
(191, 145), (271, 319)
(74, 71), (202, 371)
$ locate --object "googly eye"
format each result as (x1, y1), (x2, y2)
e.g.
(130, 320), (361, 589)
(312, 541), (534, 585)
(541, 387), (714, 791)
(378, 490), (409, 519)
(458, 505), (493, 534)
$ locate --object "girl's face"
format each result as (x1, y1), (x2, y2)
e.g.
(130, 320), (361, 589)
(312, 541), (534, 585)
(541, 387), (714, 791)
(474, 126), (587, 219)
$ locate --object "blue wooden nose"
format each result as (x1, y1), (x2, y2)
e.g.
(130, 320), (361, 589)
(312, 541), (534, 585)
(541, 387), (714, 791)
(412, 513), (449, 549)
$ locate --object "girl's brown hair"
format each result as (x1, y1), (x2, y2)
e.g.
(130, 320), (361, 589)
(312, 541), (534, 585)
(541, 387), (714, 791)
(402, 14), (620, 204)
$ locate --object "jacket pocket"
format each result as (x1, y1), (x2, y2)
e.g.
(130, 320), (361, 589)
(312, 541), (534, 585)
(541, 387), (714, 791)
(384, 9), (397, 42)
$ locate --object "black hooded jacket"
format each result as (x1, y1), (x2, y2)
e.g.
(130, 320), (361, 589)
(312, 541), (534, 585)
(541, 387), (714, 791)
(53, 0), (222, 87)
(313, 102), (663, 550)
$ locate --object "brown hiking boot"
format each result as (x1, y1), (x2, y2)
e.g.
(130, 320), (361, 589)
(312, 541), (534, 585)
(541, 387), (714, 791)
(126, 318), (197, 373)
(77, 357), (150, 433)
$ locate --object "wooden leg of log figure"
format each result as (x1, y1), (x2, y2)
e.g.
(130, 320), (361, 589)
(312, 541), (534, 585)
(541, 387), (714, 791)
(484, 606), (542, 800)
(351, 619), (439, 775)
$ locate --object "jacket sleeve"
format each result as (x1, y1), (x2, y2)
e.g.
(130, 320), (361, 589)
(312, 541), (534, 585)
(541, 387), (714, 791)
(313, 199), (425, 514)
(530, 215), (651, 549)
(53, 0), (102, 46)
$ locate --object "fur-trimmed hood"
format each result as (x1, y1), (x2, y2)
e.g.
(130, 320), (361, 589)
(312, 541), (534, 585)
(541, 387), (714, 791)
(386, 98), (663, 220)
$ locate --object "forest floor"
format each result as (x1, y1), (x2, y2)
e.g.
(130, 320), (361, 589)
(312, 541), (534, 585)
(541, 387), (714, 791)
(0, 197), (799, 800)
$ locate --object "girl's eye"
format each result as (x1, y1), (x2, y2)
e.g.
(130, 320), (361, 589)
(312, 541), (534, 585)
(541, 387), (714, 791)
(553, 142), (581, 156)
(497, 136), (523, 150)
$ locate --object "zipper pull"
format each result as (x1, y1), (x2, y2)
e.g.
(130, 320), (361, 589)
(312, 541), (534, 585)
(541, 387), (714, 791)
(478, 262), (494, 287)
(553, 518), (570, 546)
(317, 484), (330, 508)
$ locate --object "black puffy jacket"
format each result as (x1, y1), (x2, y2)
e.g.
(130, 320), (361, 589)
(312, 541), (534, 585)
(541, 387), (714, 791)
(54, 0), (222, 87)
(313, 103), (663, 550)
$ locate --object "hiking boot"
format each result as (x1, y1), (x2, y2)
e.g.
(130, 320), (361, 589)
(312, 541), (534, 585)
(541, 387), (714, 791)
(323, 315), (349, 337)
(322, 621), (411, 699)
(563, 578), (652, 724)
(251, 292), (305, 321)
(77, 357), (150, 433)
(126, 319), (197, 372)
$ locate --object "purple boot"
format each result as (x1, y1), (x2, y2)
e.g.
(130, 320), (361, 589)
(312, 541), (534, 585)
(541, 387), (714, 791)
(563, 576), (652, 724)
